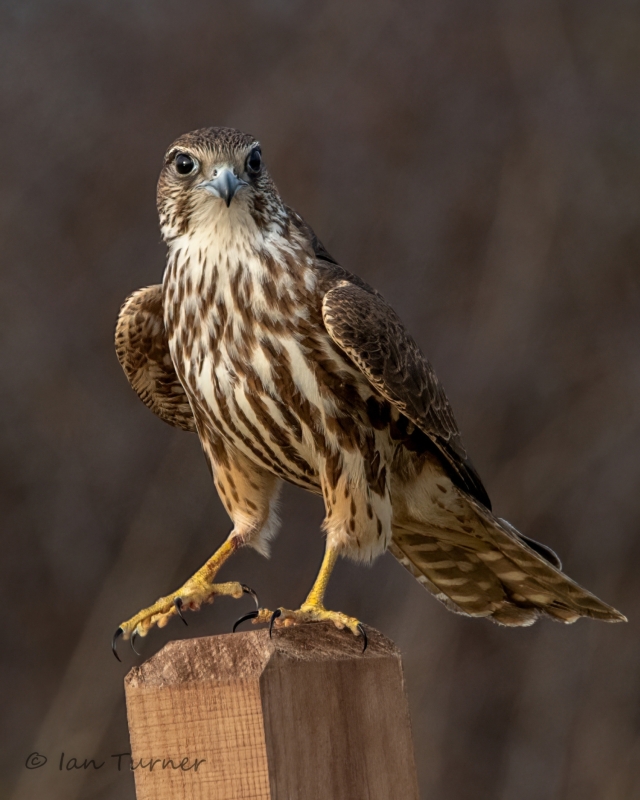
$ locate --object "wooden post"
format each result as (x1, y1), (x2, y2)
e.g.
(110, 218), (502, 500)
(124, 623), (419, 800)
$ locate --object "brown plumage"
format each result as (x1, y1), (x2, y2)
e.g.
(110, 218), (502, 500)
(116, 285), (195, 432)
(114, 126), (625, 647)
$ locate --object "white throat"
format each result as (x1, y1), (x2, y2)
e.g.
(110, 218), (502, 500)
(163, 198), (317, 322)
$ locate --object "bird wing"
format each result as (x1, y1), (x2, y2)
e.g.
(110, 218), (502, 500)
(115, 284), (196, 432)
(322, 279), (491, 508)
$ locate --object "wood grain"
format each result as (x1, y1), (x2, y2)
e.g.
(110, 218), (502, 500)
(125, 624), (419, 800)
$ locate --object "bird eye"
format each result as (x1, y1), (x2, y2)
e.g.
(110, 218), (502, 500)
(174, 152), (197, 175)
(246, 147), (262, 175)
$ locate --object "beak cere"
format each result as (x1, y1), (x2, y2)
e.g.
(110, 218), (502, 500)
(198, 167), (246, 207)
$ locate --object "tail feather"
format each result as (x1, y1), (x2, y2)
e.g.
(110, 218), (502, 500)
(391, 497), (626, 627)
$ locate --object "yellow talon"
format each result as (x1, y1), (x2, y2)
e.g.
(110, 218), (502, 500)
(271, 604), (362, 636)
(114, 538), (253, 657)
(119, 579), (245, 640)
(243, 544), (366, 648)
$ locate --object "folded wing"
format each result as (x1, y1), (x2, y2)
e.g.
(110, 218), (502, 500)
(115, 285), (196, 432)
(322, 279), (625, 625)
(322, 279), (491, 508)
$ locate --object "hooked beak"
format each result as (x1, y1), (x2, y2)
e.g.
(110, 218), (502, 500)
(197, 167), (246, 207)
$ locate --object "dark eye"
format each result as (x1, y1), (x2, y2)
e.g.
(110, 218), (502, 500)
(246, 148), (262, 175)
(174, 152), (196, 175)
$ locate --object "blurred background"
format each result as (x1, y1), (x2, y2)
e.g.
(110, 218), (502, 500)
(1, 1), (639, 798)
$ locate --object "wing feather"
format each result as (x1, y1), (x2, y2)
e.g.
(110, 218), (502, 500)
(322, 280), (491, 507)
(115, 285), (196, 432)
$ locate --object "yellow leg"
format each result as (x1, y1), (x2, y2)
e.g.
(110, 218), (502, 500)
(249, 544), (365, 646)
(301, 546), (338, 609)
(116, 538), (253, 643)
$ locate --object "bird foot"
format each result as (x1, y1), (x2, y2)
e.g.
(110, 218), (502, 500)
(113, 580), (258, 660)
(234, 604), (367, 651)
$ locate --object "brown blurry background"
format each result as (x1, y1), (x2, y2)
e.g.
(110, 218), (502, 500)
(2, 2), (639, 798)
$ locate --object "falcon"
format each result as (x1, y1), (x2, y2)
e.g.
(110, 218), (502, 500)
(112, 127), (625, 657)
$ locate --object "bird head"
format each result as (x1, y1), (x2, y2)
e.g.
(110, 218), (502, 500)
(157, 127), (283, 242)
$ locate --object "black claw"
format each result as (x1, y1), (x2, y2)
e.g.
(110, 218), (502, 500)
(241, 584), (260, 610)
(233, 610), (259, 633)
(357, 623), (368, 653)
(112, 628), (123, 662)
(269, 609), (282, 639)
(174, 597), (188, 626)
(131, 631), (141, 656)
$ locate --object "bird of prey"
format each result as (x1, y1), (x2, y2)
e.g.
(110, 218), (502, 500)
(113, 126), (625, 656)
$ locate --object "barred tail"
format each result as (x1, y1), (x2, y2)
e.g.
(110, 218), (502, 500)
(390, 500), (626, 627)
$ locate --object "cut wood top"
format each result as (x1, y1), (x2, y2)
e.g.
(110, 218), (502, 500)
(125, 624), (399, 689)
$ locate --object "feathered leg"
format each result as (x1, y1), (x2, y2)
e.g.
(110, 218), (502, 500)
(114, 445), (281, 654)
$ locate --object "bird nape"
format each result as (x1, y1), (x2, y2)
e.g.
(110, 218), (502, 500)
(112, 126), (625, 659)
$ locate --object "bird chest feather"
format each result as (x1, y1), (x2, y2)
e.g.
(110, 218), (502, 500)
(161, 228), (350, 485)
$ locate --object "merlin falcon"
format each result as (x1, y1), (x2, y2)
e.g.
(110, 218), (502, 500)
(112, 127), (625, 656)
